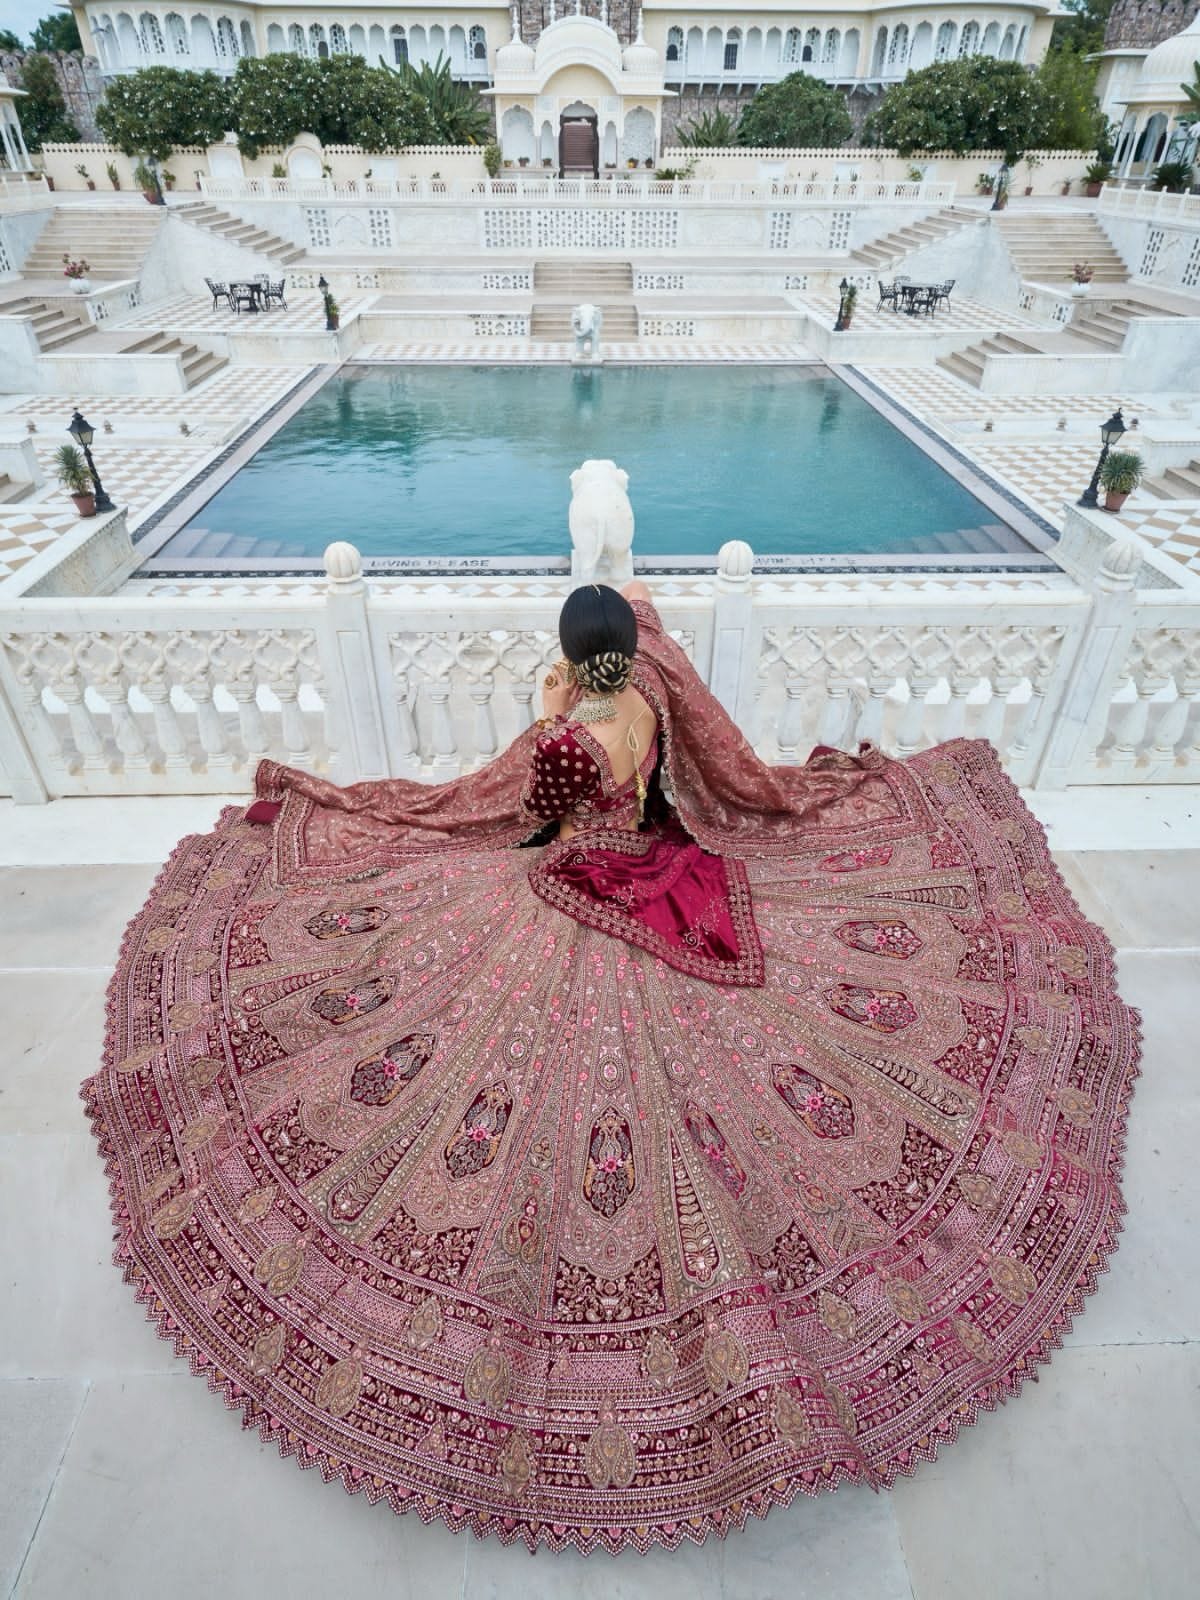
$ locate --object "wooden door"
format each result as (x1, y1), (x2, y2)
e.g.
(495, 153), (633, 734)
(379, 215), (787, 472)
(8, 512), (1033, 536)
(559, 118), (598, 178)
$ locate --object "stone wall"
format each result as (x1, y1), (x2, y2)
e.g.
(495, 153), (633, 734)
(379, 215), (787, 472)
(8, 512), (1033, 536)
(0, 50), (105, 143)
(515, 2), (642, 45)
(1103, 0), (1200, 50)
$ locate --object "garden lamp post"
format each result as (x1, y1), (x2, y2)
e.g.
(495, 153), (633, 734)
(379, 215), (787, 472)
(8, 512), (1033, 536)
(318, 274), (336, 331)
(991, 162), (1009, 211)
(67, 410), (115, 513)
(1077, 407), (1126, 509)
(834, 277), (852, 332)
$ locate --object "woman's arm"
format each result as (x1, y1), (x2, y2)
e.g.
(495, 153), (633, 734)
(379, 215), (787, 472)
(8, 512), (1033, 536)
(621, 580), (653, 606)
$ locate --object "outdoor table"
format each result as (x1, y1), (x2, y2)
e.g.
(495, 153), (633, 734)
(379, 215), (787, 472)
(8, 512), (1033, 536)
(895, 282), (939, 316)
(230, 280), (268, 314)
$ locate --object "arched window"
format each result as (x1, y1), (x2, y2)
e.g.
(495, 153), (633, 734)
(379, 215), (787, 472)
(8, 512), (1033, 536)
(666, 25), (682, 62)
(889, 24), (909, 67)
(139, 12), (163, 54)
(982, 22), (1000, 56)
(1015, 25), (1028, 59)
(959, 21), (980, 56)
(116, 12), (142, 60)
(309, 23), (328, 60)
(872, 26), (888, 75)
(935, 22), (956, 60)
(784, 27), (802, 64)
(288, 23), (306, 56)
(470, 24), (486, 60)
(823, 29), (840, 65)
(240, 20), (255, 57)
(999, 24), (1015, 60)
(805, 27), (821, 62)
(391, 25), (408, 65)
(165, 12), (188, 53)
(216, 16), (239, 58)
(266, 22), (284, 53)
(724, 28), (740, 71)
(330, 23), (347, 53)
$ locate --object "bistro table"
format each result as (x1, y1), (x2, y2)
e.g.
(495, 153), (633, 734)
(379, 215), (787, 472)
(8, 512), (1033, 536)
(895, 282), (940, 316)
(229, 279), (268, 314)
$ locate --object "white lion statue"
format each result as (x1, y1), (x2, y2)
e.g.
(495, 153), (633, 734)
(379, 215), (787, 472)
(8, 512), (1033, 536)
(568, 459), (635, 586)
(571, 302), (603, 362)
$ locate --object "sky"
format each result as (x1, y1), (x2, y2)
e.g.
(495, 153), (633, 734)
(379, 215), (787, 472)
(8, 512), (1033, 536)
(0, 2), (66, 46)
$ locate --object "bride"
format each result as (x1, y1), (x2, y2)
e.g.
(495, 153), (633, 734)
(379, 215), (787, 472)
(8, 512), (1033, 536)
(85, 581), (1139, 1554)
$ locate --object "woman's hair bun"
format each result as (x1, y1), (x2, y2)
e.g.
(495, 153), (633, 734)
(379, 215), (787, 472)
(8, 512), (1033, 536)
(576, 650), (633, 695)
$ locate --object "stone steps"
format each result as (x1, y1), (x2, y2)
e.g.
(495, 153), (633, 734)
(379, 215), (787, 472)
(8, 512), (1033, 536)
(1, 295), (90, 350)
(123, 329), (227, 387)
(995, 213), (1128, 284)
(174, 202), (304, 264)
(0, 472), (33, 505)
(935, 331), (1043, 387)
(851, 207), (982, 269)
(533, 260), (634, 294)
(529, 304), (639, 339)
(1143, 459), (1200, 500)
(21, 205), (163, 281)
(1068, 296), (1184, 352)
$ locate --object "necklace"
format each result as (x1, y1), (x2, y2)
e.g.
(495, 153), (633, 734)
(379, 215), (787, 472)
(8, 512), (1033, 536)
(574, 693), (618, 723)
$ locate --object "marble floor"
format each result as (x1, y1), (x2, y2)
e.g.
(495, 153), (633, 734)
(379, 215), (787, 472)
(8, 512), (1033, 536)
(0, 797), (1196, 1599)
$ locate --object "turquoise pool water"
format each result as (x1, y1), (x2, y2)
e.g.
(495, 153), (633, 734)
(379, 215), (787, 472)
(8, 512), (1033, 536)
(160, 365), (1027, 564)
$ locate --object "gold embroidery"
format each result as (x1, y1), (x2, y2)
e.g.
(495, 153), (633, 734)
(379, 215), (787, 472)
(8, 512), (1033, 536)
(114, 1043), (161, 1076)
(772, 1385), (812, 1450)
(144, 926), (177, 953)
(498, 1430), (535, 1498)
(819, 1290), (857, 1341)
(184, 1055), (224, 1089)
(990, 1255), (1038, 1306)
(886, 1278), (929, 1324)
(316, 1356), (363, 1419)
(179, 1116), (221, 1153)
(1001, 1130), (1045, 1169)
(151, 1191), (193, 1240)
(641, 1331), (678, 1391)
(250, 1320), (286, 1375)
(954, 1316), (993, 1361)
(406, 1294), (443, 1351)
(702, 1319), (749, 1393)
(253, 1238), (307, 1296)
(236, 1184), (277, 1224)
(585, 1397), (636, 1490)
(1056, 1086), (1096, 1128)
(464, 1336), (511, 1409)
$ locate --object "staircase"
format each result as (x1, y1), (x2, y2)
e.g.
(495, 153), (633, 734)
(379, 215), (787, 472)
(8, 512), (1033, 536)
(936, 332), (1045, 387)
(1, 295), (90, 350)
(123, 330), (227, 388)
(1142, 458), (1200, 501)
(531, 259), (638, 340)
(174, 202), (304, 265)
(851, 207), (983, 271)
(1068, 295), (1184, 351)
(995, 212), (1128, 285)
(19, 205), (164, 282)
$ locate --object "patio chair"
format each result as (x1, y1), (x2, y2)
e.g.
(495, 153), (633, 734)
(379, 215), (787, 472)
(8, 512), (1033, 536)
(264, 279), (287, 311)
(231, 284), (258, 314)
(205, 277), (232, 312)
(877, 280), (898, 312)
(933, 279), (956, 312)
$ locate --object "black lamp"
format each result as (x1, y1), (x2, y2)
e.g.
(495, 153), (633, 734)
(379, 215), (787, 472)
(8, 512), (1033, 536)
(1077, 407), (1126, 509)
(991, 161), (1009, 211)
(67, 409), (115, 512)
(834, 277), (852, 332)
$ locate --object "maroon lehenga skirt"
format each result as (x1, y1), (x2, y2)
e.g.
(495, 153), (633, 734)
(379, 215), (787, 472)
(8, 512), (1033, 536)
(83, 740), (1140, 1554)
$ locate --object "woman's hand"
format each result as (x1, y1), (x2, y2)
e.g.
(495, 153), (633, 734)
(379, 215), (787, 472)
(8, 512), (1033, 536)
(542, 661), (580, 721)
(621, 580), (653, 605)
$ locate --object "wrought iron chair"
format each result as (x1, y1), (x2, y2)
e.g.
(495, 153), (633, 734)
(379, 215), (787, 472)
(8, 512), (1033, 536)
(230, 283), (259, 314)
(877, 280), (898, 312)
(933, 278), (956, 312)
(264, 279), (287, 311)
(205, 277), (232, 312)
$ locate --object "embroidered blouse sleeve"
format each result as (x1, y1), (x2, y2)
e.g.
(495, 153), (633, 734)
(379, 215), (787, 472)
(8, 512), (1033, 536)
(520, 722), (603, 821)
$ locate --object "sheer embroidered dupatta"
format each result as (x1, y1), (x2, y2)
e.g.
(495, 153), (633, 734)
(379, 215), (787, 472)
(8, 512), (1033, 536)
(253, 597), (916, 882)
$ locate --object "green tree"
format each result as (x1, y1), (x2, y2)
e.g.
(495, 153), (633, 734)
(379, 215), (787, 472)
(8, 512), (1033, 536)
(386, 53), (491, 144)
(231, 54), (437, 158)
(676, 108), (738, 148)
(228, 56), (324, 161)
(1032, 45), (1104, 150)
(14, 52), (78, 150)
(30, 12), (82, 53)
(97, 67), (233, 161)
(1051, 0), (1115, 58)
(865, 57), (1045, 163)
(735, 72), (852, 149)
(0, 29), (24, 50)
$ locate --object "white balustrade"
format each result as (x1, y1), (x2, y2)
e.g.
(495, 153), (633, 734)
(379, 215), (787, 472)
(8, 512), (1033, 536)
(2, 538), (1198, 802)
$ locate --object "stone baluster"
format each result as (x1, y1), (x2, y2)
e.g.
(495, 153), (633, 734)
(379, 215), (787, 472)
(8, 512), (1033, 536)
(98, 676), (151, 774)
(426, 682), (459, 772)
(511, 681), (536, 734)
(817, 678), (858, 749)
(275, 682), (312, 764)
(390, 670), (422, 779)
(229, 673), (269, 764)
(1146, 690), (1190, 767)
(894, 674), (935, 757)
(320, 543), (391, 783)
(1108, 673), (1157, 771)
(57, 670), (110, 771)
(774, 678), (807, 764)
(978, 670), (1019, 750)
(0, 656), (50, 803)
(184, 672), (234, 772)
(469, 677), (498, 766)
(708, 540), (758, 729)
(143, 680), (191, 772)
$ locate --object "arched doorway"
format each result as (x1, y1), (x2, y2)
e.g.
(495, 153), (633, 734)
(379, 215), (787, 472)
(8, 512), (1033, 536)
(560, 101), (599, 177)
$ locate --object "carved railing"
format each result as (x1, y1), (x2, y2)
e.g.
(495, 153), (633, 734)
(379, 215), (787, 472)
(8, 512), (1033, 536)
(1099, 187), (1200, 227)
(1, 536), (1197, 802)
(197, 175), (957, 206)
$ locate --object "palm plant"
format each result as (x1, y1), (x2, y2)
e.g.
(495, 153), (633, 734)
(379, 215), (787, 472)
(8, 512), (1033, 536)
(386, 54), (491, 145)
(676, 109), (737, 148)
(1180, 62), (1200, 127)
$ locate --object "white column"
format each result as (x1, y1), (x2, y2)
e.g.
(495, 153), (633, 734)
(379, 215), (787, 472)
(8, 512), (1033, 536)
(318, 541), (392, 783)
(0, 117), (16, 172)
(13, 113), (32, 171)
(708, 539), (761, 732)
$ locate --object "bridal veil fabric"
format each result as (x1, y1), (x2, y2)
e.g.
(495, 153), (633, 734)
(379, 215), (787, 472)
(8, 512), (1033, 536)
(83, 600), (1140, 1554)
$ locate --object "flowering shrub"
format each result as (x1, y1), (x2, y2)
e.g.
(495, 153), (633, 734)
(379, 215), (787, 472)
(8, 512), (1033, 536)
(1072, 262), (1094, 284)
(97, 67), (233, 161)
(61, 254), (91, 280)
(865, 58), (1045, 163)
(735, 73), (852, 150)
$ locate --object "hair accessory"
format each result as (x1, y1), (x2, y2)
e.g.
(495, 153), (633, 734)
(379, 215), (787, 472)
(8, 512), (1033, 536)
(574, 694), (618, 724)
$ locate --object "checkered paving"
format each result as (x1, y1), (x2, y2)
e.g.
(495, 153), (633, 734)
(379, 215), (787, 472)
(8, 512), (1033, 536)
(965, 442), (1105, 528)
(0, 503), (79, 583)
(358, 339), (815, 363)
(7, 364), (305, 423)
(801, 293), (1043, 335)
(120, 292), (372, 333)
(1117, 503), (1200, 576)
(861, 366), (1162, 423)
(30, 441), (209, 525)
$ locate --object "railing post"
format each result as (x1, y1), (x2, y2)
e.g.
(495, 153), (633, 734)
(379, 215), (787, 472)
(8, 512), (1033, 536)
(319, 541), (391, 784)
(0, 652), (49, 803)
(708, 540), (760, 733)
(1034, 538), (1140, 789)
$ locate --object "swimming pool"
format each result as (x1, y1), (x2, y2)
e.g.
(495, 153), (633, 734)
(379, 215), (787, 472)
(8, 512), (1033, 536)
(152, 365), (1040, 567)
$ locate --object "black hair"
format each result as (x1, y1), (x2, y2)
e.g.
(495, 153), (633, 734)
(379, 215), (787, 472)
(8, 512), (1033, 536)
(558, 584), (638, 668)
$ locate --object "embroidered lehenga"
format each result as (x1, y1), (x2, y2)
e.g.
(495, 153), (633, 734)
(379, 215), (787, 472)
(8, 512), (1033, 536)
(84, 599), (1140, 1554)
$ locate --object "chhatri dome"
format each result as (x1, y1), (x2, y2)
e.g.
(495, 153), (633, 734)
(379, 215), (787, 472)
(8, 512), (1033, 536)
(495, 8), (535, 75)
(1124, 12), (1200, 105)
(621, 16), (660, 77)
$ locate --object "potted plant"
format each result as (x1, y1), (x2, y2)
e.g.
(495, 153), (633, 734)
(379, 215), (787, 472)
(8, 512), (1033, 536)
(976, 172), (996, 196)
(1083, 160), (1112, 198)
(1023, 153), (1042, 195)
(644, 158), (654, 169)
(271, 162), (287, 179)
(105, 160), (120, 190)
(1150, 160), (1194, 194)
(162, 169), (175, 191)
(1072, 261), (1094, 296)
(134, 160), (163, 204)
(1061, 178), (1072, 196)
(542, 156), (552, 167)
(74, 162), (94, 191)
(517, 155), (529, 168)
(627, 157), (638, 169)
(62, 253), (91, 294)
(1099, 450), (1143, 511)
(835, 282), (858, 330)
(55, 444), (95, 517)
(322, 284), (340, 331)
(483, 141), (501, 178)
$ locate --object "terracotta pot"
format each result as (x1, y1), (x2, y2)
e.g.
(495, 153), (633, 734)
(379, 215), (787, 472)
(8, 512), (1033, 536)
(1024, 185), (1032, 196)
(1103, 489), (1130, 512)
(326, 315), (340, 331)
(86, 180), (96, 190)
(70, 491), (96, 518)
(142, 188), (163, 205)
(1085, 182), (1102, 198)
